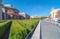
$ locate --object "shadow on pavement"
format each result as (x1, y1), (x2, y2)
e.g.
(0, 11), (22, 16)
(40, 23), (42, 39)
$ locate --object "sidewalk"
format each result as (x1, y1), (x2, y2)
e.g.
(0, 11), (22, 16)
(31, 21), (40, 39)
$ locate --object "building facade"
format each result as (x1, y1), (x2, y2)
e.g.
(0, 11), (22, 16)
(19, 13), (30, 19)
(30, 16), (40, 18)
(1, 4), (30, 20)
(50, 8), (60, 20)
(2, 4), (19, 20)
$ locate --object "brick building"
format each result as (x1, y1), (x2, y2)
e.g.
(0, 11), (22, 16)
(2, 4), (19, 20)
(1, 4), (30, 20)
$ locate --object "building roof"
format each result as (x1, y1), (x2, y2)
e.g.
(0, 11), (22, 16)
(4, 4), (12, 8)
(19, 12), (29, 15)
(19, 12), (26, 14)
(4, 7), (19, 12)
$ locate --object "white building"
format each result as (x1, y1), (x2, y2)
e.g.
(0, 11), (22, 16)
(19, 12), (30, 19)
(50, 8), (60, 20)
(30, 16), (40, 18)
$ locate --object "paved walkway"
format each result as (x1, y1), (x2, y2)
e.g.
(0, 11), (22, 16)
(31, 21), (40, 39)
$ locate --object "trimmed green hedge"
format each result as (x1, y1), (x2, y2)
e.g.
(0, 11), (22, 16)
(0, 20), (12, 39)
(0, 20), (7, 23)
(8, 19), (39, 39)
(17, 19), (39, 31)
(9, 20), (27, 39)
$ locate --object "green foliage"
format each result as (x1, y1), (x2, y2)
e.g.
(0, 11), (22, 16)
(0, 19), (39, 39)
(0, 20), (12, 39)
(9, 20), (27, 39)
(40, 16), (48, 20)
(0, 20), (7, 23)
(9, 19), (39, 39)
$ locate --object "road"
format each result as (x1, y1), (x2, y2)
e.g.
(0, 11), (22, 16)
(31, 20), (60, 39)
(41, 20), (60, 39)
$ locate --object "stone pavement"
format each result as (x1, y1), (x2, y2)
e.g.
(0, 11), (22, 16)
(31, 21), (40, 39)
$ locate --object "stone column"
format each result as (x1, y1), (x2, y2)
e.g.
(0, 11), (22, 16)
(0, 0), (2, 4)
(0, 0), (2, 20)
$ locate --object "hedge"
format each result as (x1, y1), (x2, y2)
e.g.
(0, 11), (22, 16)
(9, 20), (27, 39)
(8, 19), (39, 39)
(0, 20), (12, 39)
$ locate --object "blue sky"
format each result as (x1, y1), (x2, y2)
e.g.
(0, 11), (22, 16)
(2, 0), (60, 16)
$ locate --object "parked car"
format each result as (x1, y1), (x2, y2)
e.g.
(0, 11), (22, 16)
(57, 19), (60, 23)
(54, 18), (60, 23)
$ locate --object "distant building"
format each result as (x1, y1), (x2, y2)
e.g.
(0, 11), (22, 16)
(19, 12), (30, 19)
(2, 4), (30, 20)
(2, 4), (19, 20)
(30, 16), (40, 18)
(50, 8), (60, 20)
(19, 14), (25, 19)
